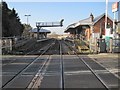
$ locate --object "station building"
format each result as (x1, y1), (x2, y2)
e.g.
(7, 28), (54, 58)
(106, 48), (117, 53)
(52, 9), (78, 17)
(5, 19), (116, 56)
(29, 28), (51, 39)
(65, 13), (113, 42)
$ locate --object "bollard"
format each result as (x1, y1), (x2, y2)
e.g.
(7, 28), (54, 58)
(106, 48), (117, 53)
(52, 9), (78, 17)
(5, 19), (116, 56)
(89, 38), (93, 53)
(95, 38), (98, 53)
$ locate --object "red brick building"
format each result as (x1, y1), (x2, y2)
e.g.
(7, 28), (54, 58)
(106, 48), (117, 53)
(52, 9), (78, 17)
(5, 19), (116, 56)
(65, 13), (113, 41)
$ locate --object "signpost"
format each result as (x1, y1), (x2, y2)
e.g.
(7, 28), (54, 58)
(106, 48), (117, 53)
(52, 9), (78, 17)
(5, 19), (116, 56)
(112, 2), (120, 53)
(112, 2), (119, 12)
(105, 1), (119, 52)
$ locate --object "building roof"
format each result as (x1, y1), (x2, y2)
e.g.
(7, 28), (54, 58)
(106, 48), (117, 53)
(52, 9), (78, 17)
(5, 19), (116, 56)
(76, 17), (92, 26)
(66, 17), (92, 30)
(30, 28), (51, 33)
(65, 13), (113, 32)
(93, 13), (113, 25)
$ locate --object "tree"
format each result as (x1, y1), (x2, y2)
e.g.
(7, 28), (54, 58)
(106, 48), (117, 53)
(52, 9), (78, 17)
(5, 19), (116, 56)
(2, 1), (24, 37)
(22, 24), (32, 37)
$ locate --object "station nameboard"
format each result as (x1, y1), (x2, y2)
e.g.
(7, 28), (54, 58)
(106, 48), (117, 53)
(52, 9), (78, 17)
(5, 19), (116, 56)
(112, 2), (119, 12)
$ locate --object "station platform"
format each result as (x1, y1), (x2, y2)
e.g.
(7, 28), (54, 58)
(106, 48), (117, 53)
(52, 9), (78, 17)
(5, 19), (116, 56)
(37, 38), (51, 42)
(65, 38), (74, 42)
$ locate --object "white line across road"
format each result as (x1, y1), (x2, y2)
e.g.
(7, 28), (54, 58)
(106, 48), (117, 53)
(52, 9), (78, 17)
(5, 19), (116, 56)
(27, 55), (51, 89)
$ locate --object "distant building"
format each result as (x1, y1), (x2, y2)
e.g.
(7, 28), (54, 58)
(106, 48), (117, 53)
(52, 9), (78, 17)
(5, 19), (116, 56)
(65, 13), (113, 42)
(57, 33), (70, 39)
(29, 28), (51, 39)
(47, 32), (59, 39)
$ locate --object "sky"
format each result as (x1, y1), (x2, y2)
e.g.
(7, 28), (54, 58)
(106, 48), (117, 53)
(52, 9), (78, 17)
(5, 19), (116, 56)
(6, 1), (119, 35)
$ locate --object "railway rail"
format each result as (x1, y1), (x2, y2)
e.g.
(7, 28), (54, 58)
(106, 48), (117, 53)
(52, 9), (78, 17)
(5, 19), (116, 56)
(2, 39), (119, 89)
(62, 40), (118, 89)
(26, 40), (61, 89)
(12, 38), (54, 55)
(2, 40), (56, 89)
(2, 39), (55, 66)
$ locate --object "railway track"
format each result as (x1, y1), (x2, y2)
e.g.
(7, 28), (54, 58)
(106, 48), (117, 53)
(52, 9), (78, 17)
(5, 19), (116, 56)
(37, 40), (111, 89)
(11, 38), (54, 55)
(62, 40), (118, 89)
(26, 40), (61, 89)
(2, 39), (119, 89)
(2, 39), (55, 66)
(2, 39), (65, 89)
(2, 40), (56, 89)
(59, 40), (65, 89)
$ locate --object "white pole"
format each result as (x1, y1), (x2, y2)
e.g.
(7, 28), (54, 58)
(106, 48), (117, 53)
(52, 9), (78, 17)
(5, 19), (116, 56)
(105, 0), (108, 37)
(113, 12), (116, 39)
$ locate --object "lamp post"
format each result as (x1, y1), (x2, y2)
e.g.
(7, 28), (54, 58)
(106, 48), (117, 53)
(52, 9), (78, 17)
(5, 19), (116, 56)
(25, 14), (31, 25)
(24, 14), (31, 38)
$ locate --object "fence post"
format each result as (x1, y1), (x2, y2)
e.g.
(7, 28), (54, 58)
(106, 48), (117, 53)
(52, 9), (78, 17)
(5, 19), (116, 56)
(0, 39), (1, 52)
(9, 39), (12, 51)
(4, 40), (7, 51)
(95, 38), (98, 53)
(109, 38), (113, 53)
(89, 37), (92, 53)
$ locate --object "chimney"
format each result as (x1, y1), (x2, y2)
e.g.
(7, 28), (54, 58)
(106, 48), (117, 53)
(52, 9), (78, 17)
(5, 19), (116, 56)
(90, 13), (94, 22)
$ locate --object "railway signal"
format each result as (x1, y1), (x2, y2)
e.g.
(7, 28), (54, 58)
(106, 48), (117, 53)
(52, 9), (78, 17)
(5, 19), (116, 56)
(36, 19), (64, 39)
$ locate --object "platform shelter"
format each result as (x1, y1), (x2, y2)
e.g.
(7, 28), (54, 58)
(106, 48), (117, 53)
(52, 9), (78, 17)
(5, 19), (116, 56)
(30, 28), (51, 39)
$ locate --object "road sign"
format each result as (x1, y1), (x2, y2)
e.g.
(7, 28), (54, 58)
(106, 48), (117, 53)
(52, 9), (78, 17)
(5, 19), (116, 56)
(112, 2), (119, 12)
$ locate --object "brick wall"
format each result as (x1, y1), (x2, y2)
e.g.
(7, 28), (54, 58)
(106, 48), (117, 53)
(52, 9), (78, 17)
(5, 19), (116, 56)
(93, 16), (113, 35)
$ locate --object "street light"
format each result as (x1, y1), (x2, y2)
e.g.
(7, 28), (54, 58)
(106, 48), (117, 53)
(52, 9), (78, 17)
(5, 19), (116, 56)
(24, 14), (31, 25)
